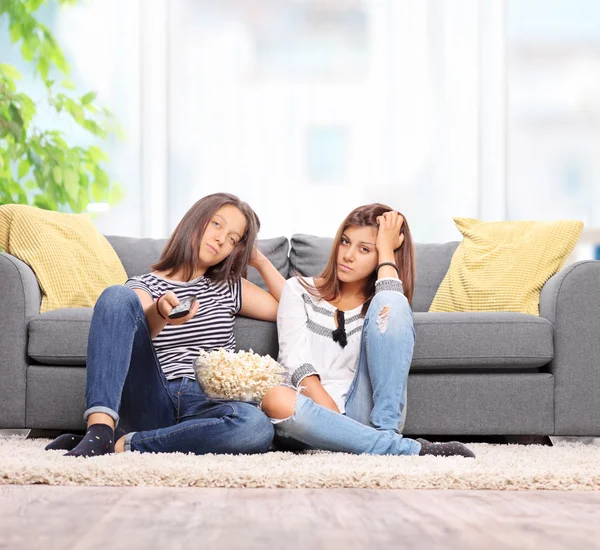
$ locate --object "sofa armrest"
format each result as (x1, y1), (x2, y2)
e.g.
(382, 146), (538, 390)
(539, 260), (600, 435)
(0, 252), (41, 428)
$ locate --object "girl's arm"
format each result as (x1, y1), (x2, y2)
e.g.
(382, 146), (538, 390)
(375, 211), (405, 280)
(249, 247), (285, 301)
(238, 248), (286, 322)
(298, 375), (340, 413)
(277, 279), (339, 413)
(239, 279), (280, 322)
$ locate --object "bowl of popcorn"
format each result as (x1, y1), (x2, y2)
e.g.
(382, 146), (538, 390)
(194, 348), (287, 403)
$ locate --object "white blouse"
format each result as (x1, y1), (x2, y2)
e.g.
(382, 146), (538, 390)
(276, 276), (403, 413)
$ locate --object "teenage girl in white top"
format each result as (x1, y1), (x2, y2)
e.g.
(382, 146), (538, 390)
(261, 204), (475, 458)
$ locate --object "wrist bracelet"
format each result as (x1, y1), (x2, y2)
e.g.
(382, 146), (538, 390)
(376, 262), (400, 277)
(155, 294), (168, 320)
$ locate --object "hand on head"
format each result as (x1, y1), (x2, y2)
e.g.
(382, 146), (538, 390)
(375, 211), (405, 254)
(248, 245), (265, 268)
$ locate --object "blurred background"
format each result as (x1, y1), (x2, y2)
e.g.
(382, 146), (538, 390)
(2, 0), (600, 260)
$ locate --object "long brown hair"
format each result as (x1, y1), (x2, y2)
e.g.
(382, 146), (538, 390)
(152, 193), (260, 283)
(299, 203), (415, 316)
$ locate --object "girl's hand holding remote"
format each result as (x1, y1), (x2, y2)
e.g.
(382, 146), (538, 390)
(157, 291), (199, 325)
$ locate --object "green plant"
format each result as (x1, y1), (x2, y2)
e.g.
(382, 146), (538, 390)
(0, 0), (124, 212)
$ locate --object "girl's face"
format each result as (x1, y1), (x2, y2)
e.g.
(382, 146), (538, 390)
(200, 205), (247, 266)
(336, 225), (379, 286)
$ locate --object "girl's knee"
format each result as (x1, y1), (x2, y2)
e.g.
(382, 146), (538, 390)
(98, 285), (136, 306)
(261, 386), (297, 419)
(367, 293), (412, 335)
(96, 285), (141, 314)
(370, 290), (409, 311)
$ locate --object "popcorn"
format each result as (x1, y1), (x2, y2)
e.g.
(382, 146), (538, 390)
(194, 348), (286, 402)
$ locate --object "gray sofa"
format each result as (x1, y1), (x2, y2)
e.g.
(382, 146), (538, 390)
(1, 234), (599, 437)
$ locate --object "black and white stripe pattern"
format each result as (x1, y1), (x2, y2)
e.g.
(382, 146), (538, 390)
(301, 294), (364, 346)
(291, 363), (320, 386)
(125, 273), (242, 380)
(375, 278), (404, 294)
(299, 277), (403, 346)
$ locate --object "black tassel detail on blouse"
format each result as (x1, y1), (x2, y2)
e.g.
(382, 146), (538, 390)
(332, 309), (348, 348)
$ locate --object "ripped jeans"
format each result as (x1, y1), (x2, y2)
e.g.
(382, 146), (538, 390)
(272, 290), (421, 456)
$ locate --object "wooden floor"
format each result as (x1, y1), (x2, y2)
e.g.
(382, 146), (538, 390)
(1, 486), (599, 550)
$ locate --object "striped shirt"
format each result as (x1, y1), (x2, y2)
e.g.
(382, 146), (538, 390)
(125, 272), (242, 380)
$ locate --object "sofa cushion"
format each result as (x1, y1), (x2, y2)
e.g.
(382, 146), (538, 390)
(414, 242), (460, 312)
(28, 308), (91, 365)
(245, 237), (290, 291)
(411, 311), (553, 370)
(105, 235), (289, 291)
(289, 234), (333, 278)
(429, 217), (584, 316)
(0, 205), (128, 313)
(105, 235), (167, 277)
(29, 308), (552, 371)
(289, 234), (460, 312)
(28, 309), (280, 366)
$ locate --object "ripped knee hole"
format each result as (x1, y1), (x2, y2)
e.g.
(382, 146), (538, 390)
(261, 386), (298, 420)
(377, 305), (391, 333)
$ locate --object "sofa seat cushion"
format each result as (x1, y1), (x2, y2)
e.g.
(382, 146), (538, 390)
(28, 308), (92, 365)
(411, 311), (553, 370)
(28, 308), (280, 366)
(29, 308), (553, 371)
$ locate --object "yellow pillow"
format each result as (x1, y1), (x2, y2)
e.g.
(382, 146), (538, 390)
(0, 204), (127, 312)
(429, 217), (584, 316)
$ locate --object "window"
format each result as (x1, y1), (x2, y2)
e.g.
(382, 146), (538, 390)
(1, 0), (143, 236)
(508, 0), (600, 227)
(167, 0), (482, 241)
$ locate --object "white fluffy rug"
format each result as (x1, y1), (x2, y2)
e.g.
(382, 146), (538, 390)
(1, 436), (600, 490)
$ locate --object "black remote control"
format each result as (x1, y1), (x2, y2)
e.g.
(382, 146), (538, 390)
(168, 296), (197, 320)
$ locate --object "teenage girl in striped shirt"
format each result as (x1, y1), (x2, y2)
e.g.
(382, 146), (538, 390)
(47, 193), (285, 457)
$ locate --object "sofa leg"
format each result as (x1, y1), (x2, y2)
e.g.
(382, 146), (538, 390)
(550, 436), (600, 446)
(27, 429), (66, 439)
(504, 435), (553, 445)
(0, 429), (79, 439)
(0, 429), (31, 438)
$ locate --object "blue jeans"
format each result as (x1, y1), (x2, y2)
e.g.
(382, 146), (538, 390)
(84, 285), (274, 455)
(273, 290), (421, 456)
